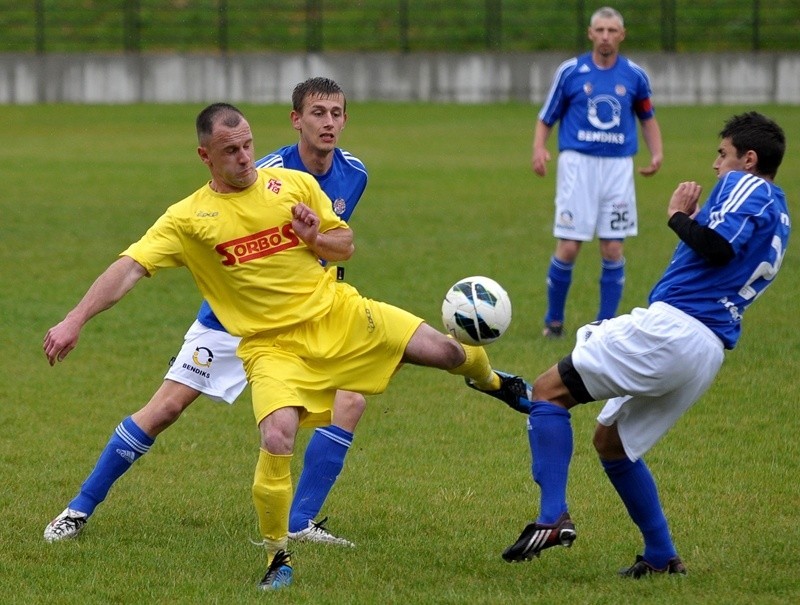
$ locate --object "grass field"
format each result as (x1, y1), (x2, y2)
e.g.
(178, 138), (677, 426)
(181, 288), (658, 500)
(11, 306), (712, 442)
(1, 102), (799, 604)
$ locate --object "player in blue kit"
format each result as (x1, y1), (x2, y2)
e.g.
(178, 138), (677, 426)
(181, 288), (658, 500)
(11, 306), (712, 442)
(483, 112), (788, 576)
(532, 6), (663, 338)
(44, 78), (367, 547)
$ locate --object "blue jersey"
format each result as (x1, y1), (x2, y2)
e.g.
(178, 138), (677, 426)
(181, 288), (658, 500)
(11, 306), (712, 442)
(255, 145), (367, 222)
(650, 171), (790, 349)
(539, 52), (655, 158)
(196, 144), (368, 332)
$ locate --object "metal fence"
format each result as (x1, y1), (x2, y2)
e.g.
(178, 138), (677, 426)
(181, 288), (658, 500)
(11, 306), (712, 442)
(1, 1), (798, 54)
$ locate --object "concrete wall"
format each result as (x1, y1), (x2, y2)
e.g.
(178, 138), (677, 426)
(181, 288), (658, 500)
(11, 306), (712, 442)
(1, 52), (798, 105)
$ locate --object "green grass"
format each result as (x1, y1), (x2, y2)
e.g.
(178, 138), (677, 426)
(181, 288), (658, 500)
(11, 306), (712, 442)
(1, 103), (799, 604)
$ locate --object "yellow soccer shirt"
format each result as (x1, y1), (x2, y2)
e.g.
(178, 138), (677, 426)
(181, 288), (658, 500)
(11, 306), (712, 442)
(122, 168), (349, 337)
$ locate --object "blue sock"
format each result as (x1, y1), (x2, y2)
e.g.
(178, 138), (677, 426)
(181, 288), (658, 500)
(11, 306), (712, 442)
(597, 257), (625, 320)
(527, 401), (573, 524)
(601, 457), (677, 568)
(69, 417), (154, 516)
(545, 256), (573, 325)
(289, 425), (353, 533)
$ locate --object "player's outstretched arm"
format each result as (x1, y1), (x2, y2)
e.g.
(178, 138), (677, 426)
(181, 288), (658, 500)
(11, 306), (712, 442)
(44, 256), (148, 366)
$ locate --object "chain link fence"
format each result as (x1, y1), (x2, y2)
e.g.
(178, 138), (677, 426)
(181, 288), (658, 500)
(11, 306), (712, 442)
(1, 1), (798, 54)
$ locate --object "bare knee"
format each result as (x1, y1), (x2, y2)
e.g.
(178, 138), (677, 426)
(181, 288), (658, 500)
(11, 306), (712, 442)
(259, 407), (300, 454)
(132, 380), (200, 436)
(442, 336), (467, 369)
(428, 329), (465, 369)
(531, 365), (577, 409)
(599, 239), (624, 262)
(555, 239), (581, 263)
(593, 422), (627, 459)
(403, 323), (465, 369)
(332, 390), (367, 432)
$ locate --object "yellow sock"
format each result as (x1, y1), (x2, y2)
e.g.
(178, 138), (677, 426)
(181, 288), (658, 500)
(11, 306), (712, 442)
(253, 449), (293, 560)
(447, 341), (499, 390)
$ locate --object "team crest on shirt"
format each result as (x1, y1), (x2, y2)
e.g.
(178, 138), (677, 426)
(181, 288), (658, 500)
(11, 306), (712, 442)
(583, 82), (593, 95)
(587, 95), (622, 130)
(332, 198), (347, 216)
(266, 178), (282, 194)
(615, 84), (627, 96)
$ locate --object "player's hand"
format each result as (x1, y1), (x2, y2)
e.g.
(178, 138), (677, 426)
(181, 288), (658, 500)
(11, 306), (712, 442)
(291, 203), (321, 246)
(532, 148), (551, 177)
(638, 155), (663, 177)
(668, 181), (702, 219)
(43, 317), (82, 366)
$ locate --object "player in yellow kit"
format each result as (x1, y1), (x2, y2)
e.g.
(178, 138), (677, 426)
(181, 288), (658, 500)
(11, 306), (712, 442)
(44, 103), (528, 591)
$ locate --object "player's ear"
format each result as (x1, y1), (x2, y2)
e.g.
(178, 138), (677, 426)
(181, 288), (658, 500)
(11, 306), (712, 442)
(290, 110), (302, 132)
(743, 149), (758, 172)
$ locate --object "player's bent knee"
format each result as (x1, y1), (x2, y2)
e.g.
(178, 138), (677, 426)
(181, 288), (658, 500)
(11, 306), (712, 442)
(258, 408), (299, 454)
(593, 423), (625, 458)
(436, 330), (468, 367)
(335, 390), (367, 414)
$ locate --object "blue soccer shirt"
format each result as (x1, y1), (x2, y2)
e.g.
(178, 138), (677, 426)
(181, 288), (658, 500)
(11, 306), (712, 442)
(196, 144), (368, 332)
(256, 145), (367, 222)
(539, 52), (656, 158)
(650, 171), (790, 349)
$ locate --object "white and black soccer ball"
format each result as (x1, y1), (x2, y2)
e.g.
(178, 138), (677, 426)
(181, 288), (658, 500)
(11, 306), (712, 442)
(441, 276), (512, 345)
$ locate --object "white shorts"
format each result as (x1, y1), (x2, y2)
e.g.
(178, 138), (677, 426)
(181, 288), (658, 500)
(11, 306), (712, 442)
(572, 302), (725, 460)
(163, 320), (247, 404)
(553, 150), (637, 241)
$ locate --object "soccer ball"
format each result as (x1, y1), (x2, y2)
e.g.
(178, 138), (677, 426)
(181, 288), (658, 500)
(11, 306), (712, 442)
(441, 276), (512, 345)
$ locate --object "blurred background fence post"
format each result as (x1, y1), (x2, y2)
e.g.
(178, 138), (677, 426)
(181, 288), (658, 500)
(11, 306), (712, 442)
(123, 0), (141, 53)
(7, 1), (797, 54)
(3, 1), (798, 104)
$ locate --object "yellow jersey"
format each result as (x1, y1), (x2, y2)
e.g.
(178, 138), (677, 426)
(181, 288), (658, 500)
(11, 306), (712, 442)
(122, 168), (349, 337)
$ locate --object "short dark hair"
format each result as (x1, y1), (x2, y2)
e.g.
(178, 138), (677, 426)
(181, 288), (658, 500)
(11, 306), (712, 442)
(720, 111), (785, 178)
(196, 103), (245, 145)
(292, 77), (346, 113)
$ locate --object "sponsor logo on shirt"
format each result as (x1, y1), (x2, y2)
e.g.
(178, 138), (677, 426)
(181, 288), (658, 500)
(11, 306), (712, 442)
(215, 224), (300, 265)
(578, 130), (625, 144)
